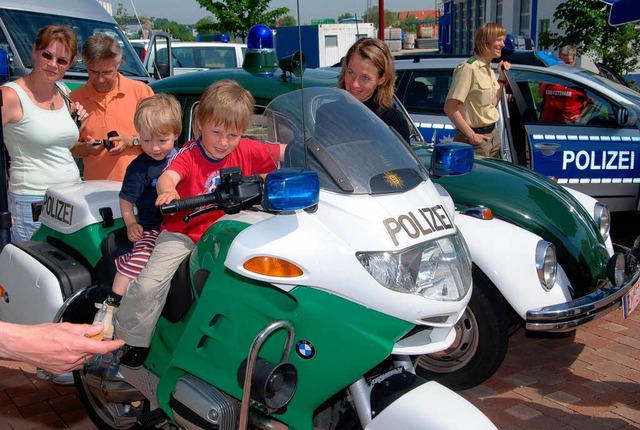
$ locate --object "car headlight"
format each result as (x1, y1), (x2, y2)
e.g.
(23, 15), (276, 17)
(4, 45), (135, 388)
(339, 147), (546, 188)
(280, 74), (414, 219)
(535, 241), (557, 291)
(356, 234), (472, 301)
(593, 202), (610, 241)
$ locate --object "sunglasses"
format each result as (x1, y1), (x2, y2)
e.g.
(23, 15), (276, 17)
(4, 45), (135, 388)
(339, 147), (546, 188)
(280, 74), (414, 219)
(41, 51), (71, 67)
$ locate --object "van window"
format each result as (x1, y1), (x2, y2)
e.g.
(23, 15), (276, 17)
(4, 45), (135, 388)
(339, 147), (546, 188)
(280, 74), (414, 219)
(0, 8), (147, 78)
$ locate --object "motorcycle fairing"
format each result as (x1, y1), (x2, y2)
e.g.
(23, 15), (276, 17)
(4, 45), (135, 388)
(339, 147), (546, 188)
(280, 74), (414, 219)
(149, 220), (414, 429)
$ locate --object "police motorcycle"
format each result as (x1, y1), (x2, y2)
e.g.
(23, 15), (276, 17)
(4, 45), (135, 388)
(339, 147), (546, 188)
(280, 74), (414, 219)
(0, 87), (496, 429)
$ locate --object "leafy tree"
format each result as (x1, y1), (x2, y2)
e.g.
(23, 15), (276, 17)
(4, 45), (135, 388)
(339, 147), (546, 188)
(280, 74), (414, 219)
(114, 1), (130, 30)
(363, 6), (398, 28)
(279, 15), (296, 26)
(337, 12), (354, 22)
(139, 14), (153, 39)
(538, 0), (640, 76)
(194, 16), (216, 35)
(195, 0), (289, 42)
(400, 14), (418, 33)
(153, 18), (195, 41)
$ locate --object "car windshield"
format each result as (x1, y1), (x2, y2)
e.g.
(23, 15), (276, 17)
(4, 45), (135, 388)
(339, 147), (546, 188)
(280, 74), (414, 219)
(0, 9), (148, 77)
(266, 87), (429, 195)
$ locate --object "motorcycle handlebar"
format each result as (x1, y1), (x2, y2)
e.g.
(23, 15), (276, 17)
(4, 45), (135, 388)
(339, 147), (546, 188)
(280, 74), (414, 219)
(160, 193), (218, 214)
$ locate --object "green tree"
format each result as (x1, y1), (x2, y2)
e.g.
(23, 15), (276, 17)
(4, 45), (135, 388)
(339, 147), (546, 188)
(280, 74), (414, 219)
(337, 12), (354, 22)
(363, 6), (398, 28)
(153, 18), (195, 41)
(279, 15), (296, 26)
(538, 0), (640, 76)
(400, 14), (418, 33)
(194, 16), (216, 35)
(114, 1), (130, 30)
(195, 0), (289, 42)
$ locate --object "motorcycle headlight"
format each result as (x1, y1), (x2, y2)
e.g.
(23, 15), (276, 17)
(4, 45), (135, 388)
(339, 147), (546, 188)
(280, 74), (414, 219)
(593, 202), (610, 241)
(356, 234), (472, 301)
(535, 241), (557, 291)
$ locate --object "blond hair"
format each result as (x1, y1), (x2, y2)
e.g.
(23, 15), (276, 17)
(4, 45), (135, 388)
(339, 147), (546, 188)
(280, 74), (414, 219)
(195, 79), (254, 133)
(338, 38), (396, 109)
(474, 23), (507, 57)
(134, 93), (182, 137)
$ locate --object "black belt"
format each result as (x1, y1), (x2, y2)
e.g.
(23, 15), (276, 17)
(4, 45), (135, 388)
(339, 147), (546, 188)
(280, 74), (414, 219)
(471, 123), (496, 134)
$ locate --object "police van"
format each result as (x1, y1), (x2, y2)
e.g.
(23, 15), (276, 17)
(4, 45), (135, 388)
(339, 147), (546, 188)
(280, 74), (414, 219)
(0, 0), (157, 87)
(395, 52), (640, 212)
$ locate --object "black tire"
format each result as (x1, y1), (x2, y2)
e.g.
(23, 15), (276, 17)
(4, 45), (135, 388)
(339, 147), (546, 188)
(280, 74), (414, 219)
(414, 267), (509, 391)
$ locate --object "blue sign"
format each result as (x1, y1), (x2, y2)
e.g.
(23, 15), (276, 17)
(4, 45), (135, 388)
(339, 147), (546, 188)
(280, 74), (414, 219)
(600, 0), (640, 26)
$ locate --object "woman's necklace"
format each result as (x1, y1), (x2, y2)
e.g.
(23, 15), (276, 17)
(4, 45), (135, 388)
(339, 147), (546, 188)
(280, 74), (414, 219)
(50, 101), (55, 110)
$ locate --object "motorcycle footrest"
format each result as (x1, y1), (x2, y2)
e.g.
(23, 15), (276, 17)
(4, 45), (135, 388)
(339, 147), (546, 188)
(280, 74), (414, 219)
(137, 408), (167, 428)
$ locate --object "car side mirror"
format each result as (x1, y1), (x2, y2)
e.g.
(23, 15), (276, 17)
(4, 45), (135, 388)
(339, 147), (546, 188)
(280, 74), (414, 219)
(616, 106), (631, 126)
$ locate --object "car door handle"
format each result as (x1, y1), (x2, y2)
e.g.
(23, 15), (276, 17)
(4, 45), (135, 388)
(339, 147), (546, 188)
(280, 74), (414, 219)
(534, 142), (561, 155)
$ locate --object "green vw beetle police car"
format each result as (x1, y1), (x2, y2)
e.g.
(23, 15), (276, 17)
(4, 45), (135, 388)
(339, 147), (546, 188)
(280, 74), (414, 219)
(149, 47), (640, 391)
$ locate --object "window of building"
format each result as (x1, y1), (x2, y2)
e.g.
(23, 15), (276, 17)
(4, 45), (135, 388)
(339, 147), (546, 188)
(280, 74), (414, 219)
(519, 0), (531, 37)
(496, 0), (503, 25)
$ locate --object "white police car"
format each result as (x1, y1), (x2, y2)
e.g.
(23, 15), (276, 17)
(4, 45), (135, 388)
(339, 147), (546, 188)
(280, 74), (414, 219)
(395, 51), (640, 212)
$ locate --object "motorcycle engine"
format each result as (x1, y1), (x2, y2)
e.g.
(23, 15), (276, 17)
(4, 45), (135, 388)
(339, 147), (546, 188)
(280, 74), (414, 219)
(170, 374), (240, 430)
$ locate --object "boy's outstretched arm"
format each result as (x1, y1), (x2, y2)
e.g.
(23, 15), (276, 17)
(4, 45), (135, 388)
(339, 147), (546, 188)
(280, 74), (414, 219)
(155, 170), (182, 206)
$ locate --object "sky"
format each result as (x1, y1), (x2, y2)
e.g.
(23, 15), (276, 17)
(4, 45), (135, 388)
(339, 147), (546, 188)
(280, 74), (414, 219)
(115, 0), (435, 26)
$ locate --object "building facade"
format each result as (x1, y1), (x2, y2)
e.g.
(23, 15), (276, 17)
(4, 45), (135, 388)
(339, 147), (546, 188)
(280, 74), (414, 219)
(439, 0), (563, 54)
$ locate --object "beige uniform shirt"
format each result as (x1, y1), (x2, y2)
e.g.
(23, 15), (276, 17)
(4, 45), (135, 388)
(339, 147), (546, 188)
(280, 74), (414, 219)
(446, 57), (500, 128)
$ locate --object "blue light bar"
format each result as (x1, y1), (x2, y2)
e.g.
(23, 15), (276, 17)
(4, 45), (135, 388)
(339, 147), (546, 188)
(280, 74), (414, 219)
(264, 169), (319, 212)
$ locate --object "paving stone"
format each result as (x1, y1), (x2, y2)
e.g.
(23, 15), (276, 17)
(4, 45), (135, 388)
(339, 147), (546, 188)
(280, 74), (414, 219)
(505, 404), (543, 420)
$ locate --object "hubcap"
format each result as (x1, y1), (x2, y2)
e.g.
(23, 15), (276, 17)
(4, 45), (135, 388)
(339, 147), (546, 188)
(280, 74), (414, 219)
(415, 308), (480, 373)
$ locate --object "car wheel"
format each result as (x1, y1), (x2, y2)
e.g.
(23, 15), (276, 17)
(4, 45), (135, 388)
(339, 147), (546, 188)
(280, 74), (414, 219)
(414, 267), (509, 391)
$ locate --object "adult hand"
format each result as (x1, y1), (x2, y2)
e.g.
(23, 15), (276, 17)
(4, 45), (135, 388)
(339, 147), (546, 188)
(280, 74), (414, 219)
(107, 136), (128, 156)
(0, 322), (124, 375)
(127, 222), (144, 242)
(76, 135), (105, 156)
(467, 132), (491, 146)
(497, 60), (512, 80)
(73, 102), (89, 130)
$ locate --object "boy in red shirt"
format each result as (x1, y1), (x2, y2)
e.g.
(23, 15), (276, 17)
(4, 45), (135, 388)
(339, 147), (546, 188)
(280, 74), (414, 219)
(92, 80), (283, 375)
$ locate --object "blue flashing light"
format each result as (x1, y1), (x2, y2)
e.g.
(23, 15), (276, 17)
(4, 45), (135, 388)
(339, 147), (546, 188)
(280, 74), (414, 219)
(430, 143), (474, 177)
(264, 169), (319, 211)
(536, 51), (562, 66)
(0, 48), (8, 85)
(247, 24), (274, 51)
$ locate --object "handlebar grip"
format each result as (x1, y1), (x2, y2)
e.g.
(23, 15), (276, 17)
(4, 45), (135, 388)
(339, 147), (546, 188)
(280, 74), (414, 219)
(160, 193), (218, 214)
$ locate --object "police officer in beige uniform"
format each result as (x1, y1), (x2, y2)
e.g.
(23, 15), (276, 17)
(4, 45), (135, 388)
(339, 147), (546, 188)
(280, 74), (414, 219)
(444, 23), (511, 158)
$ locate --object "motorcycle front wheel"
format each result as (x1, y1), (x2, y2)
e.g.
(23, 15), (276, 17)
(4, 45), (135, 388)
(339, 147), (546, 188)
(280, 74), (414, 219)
(414, 267), (510, 391)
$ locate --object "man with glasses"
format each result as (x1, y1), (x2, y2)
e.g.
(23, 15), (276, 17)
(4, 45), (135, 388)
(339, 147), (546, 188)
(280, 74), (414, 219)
(71, 33), (153, 181)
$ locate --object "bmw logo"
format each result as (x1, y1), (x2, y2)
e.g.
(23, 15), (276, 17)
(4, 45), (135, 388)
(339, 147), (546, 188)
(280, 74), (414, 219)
(296, 340), (316, 359)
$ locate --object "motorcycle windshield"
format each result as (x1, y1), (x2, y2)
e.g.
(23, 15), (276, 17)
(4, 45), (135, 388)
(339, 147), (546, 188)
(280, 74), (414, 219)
(265, 87), (429, 195)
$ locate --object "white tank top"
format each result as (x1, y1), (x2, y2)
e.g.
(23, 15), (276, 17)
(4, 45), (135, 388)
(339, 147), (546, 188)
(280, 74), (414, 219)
(2, 81), (81, 195)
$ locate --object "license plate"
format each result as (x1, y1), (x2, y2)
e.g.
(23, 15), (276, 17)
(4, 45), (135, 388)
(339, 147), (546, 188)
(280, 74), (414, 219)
(623, 277), (640, 319)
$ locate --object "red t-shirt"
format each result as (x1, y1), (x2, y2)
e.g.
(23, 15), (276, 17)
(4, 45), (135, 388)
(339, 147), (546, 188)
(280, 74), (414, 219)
(540, 84), (590, 123)
(162, 138), (279, 243)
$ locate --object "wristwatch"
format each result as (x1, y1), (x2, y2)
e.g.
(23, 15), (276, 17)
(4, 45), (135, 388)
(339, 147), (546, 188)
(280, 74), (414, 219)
(132, 136), (140, 147)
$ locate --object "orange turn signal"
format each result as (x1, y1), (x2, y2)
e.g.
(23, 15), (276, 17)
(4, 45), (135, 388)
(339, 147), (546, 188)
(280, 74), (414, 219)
(243, 256), (303, 277)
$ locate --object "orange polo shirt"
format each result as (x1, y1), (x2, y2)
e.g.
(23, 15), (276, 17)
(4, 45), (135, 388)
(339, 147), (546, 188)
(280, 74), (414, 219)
(70, 74), (154, 181)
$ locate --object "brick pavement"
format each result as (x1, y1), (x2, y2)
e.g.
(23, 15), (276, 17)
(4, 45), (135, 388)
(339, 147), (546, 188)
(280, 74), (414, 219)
(1, 307), (639, 429)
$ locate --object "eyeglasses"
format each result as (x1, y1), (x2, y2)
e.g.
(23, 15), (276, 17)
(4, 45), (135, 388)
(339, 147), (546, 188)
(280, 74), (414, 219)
(41, 51), (70, 67)
(87, 68), (117, 78)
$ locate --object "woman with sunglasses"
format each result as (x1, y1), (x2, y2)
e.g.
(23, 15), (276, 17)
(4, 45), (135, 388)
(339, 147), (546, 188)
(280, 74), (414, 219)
(1, 24), (87, 242)
(338, 37), (411, 143)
